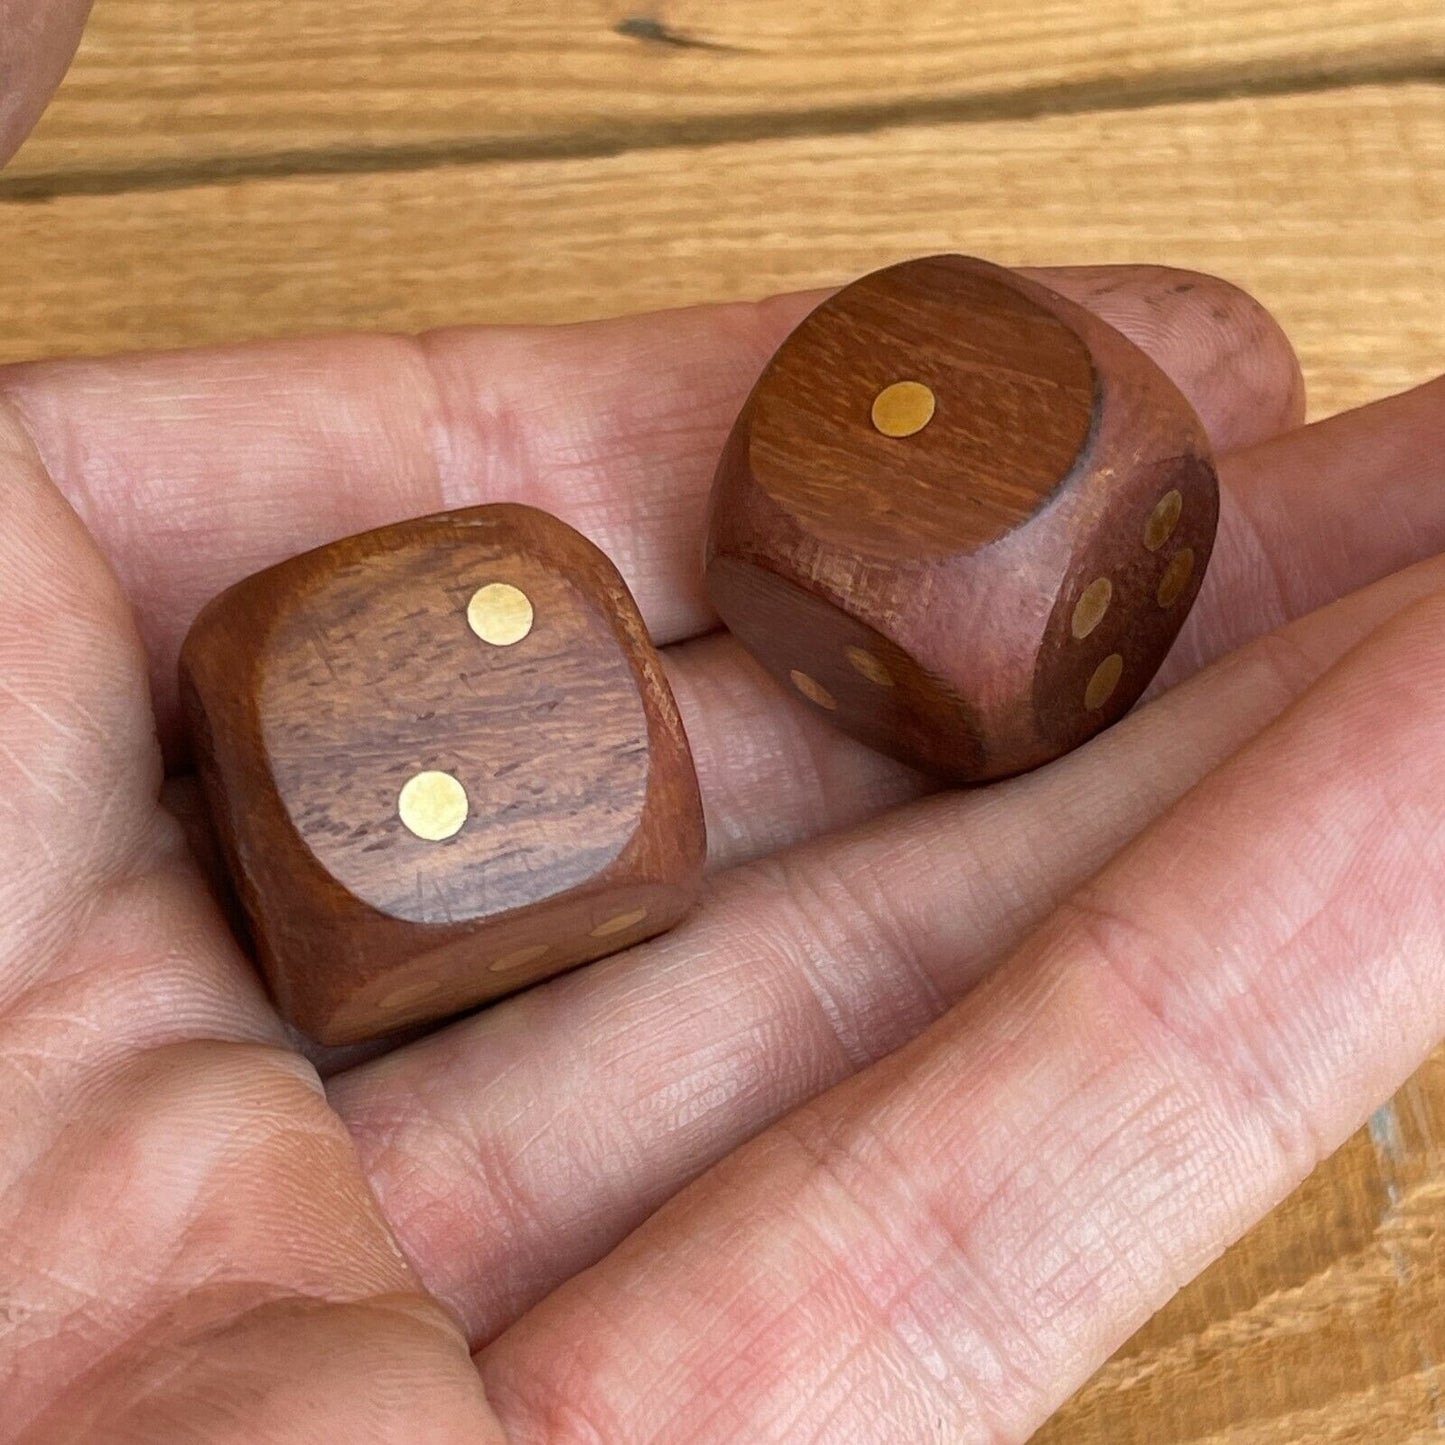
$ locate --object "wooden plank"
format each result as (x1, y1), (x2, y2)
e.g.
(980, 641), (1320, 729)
(7, 0), (1444, 183)
(0, 84), (1439, 418)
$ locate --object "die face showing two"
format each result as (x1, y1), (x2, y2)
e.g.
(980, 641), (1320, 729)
(181, 503), (705, 1044)
(706, 254), (1219, 781)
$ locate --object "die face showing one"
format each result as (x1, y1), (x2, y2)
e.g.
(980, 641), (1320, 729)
(745, 254), (1099, 562)
(181, 503), (705, 1044)
(706, 254), (1218, 781)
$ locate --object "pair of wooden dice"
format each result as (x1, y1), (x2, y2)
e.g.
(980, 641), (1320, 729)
(183, 256), (1217, 1043)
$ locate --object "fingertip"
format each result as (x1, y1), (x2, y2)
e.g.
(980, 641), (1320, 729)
(1027, 264), (1307, 452)
(0, 0), (94, 166)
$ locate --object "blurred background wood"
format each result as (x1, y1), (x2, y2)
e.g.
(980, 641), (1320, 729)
(3, 2), (1444, 1439)
(7, 0), (1444, 179)
(2, 84), (1438, 418)
(1, 4), (1441, 415)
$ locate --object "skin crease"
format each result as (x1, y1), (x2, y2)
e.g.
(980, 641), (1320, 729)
(5, 9), (1445, 1441)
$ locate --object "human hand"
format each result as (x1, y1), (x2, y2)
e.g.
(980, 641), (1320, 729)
(5, 11), (1445, 1440)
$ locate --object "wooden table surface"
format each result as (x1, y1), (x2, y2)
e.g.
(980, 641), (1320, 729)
(4, 3), (1444, 1439)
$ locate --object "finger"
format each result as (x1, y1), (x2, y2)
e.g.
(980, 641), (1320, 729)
(677, 376), (1445, 871)
(0, 265), (1300, 754)
(0, 0), (92, 165)
(0, 398), (281, 1146)
(330, 542), (1445, 1347)
(0, 399), (158, 982)
(478, 584), (1445, 1443)
(0, 409), (497, 1441)
(1162, 372), (1445, 685)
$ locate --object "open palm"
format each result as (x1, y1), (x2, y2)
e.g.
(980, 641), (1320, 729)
(6, 10), (1445, 1441)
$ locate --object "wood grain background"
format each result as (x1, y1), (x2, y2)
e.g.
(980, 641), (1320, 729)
(4, 3), (1444, 1439)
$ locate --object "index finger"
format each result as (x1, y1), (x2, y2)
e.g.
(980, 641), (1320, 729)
(0, 265), (1303, 755)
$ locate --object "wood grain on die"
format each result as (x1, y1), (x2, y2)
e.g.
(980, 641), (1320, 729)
(261, 534), (651, 919)
(748, 256), (1098, 557)
(181, 503), (705, 1044)
(707, 255), (1217, 781)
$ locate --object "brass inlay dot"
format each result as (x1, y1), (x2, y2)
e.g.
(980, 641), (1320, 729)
(488, 944), (550, 974)
(591, 908), (648, 940)
(398, 771), (469, 841)
(1144, 490), (1184, 552)
(1085, 654), (1125, 712)
(790, 670), (838, 710)
(871, 381), (937, 438)
(377, 979), (443, 1012)
(846, 646), (895, 687)
(467, 582), (534, 646)
(1158, 547), (1196, 608)
(1071, 577), (1113, 640)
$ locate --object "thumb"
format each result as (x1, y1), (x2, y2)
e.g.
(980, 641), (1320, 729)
(0, 0), (93, 166)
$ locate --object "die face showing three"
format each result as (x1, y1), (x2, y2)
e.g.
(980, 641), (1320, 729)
(706, 254), (1219, 781)
(181, 503), (705, 1044)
